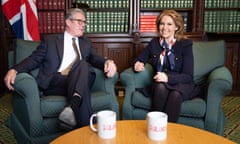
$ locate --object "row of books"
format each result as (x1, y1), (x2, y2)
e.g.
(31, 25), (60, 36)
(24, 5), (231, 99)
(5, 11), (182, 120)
(139, 14), (158, 32)
(141, 0), (193, 8)
(75, 0), (129, 9)
(37, 0), (65, 10)
(139, 12), (189, 33)
(38, 12), (65, 34)
(205, 0), (240, 8)
(204, 10), (240, 32)
(85, 11), (129, 33)
(38, 11), (129, 34)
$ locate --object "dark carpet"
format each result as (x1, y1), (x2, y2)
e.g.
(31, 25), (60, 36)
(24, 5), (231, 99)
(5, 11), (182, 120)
(0, 94), (239, 144)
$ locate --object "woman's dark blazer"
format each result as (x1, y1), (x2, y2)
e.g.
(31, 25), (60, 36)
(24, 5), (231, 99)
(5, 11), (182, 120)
(133, 37), (196, 100)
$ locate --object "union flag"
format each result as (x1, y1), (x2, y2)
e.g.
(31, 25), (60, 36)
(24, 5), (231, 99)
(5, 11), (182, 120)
(1, 0), (40, 41)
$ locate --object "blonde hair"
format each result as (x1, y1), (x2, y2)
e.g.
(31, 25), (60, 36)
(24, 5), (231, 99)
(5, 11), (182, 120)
(156, 10), (187, 40)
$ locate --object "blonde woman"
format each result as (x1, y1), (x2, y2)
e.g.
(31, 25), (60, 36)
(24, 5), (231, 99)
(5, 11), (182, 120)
(133, 10), (198, 122)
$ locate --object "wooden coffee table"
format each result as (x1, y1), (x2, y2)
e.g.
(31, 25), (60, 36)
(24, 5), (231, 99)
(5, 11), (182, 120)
(50, 120), (236, 144)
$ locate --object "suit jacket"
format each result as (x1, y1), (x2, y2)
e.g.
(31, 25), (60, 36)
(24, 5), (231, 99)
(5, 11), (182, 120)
(133, 37), (196, 100)
(13, 34), (106, 89)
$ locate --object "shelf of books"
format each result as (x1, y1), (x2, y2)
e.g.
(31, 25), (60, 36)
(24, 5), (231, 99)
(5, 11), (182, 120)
(139, 0), (194, 33)
(37, 0), (66, 34)
(204, 0), (240, 32)
(140, 0), (193, 8)
(74, 0), (129, 33)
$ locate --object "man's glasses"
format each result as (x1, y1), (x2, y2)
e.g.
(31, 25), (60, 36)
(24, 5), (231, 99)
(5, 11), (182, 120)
(70, 19), (87, 25)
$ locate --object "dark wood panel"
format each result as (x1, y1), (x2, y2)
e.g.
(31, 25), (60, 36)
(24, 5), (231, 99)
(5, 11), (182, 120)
(92, 43), (105, 58)
(88, 34), (135, 72)
(225, 42), (240, 95)
(104, 43), (134, 72)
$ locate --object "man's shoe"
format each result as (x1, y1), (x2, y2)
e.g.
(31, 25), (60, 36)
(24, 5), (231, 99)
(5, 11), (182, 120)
(59, 122), (75, 131)
(58, 106), (77, 130)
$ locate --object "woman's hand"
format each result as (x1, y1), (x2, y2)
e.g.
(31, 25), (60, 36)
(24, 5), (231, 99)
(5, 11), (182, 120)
(134, 61), (145, 72)
(153, 72), (168, 82)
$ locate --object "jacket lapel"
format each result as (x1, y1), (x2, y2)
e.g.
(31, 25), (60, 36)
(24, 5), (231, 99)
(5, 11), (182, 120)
(77, 37), (85, 59)
(56, 34), (64, 61)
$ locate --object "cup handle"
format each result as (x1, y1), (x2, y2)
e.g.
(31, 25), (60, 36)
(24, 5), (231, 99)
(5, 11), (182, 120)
(90, 113), (97, 132)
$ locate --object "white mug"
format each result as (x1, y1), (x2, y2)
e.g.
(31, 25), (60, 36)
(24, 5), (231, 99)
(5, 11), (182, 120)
(90, 110), (116, 139)
(147, 111), (168, 141)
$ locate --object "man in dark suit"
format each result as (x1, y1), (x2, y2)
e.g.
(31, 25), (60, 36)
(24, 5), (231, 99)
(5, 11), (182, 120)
(4, 8), (117, 130)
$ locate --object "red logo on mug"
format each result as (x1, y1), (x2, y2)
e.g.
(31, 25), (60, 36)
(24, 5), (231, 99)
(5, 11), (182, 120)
(149, 125), (167, 132)
(103, 123), (116, 131)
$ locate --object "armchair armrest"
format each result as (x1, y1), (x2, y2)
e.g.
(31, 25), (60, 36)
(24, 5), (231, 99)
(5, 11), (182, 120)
(91, 68), (119, 99)
(121, 63), (154, 89)
(104, 72), (119, 97)
(205, 66), (233, 134)
(91, 68), (118, 92)
(91, 68), (119, 118)
(120, 63), (154, 119)
(12, 73), (43, 136)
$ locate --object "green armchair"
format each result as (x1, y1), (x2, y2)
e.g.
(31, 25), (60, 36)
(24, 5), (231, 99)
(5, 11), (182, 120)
(7, 39), (119, 144)
(120, 40), (232, 135)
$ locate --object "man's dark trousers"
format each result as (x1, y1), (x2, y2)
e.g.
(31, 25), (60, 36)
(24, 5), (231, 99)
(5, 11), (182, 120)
(44, 60), (96, 127)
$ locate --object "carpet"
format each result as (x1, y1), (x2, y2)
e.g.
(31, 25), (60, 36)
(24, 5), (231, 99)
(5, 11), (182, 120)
(222, 96), (240, 143)
(0, 94), (239, 144)
(0, 93), (16, 144)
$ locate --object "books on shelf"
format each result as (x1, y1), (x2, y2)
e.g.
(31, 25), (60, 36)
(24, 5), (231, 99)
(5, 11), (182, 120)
(140, 0), (193, 8)
(205, 0), (239, 8)
(204, 10), (240, 32)
(75, 0), (129, 9)
(73, 0), (129, 33)
(37, 0), (65, 10)
(36, 0), (239, 34)
(38, 11), (65, 34)
(85, 11), (128, 33)
(139, 13), (158, 33)
(37, 0), (65, 34)
(139, 12), (190, 33)
(204, 0), (240, 32)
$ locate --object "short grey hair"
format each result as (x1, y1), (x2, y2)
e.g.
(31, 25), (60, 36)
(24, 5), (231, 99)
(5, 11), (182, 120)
(65, 8), (85, 20)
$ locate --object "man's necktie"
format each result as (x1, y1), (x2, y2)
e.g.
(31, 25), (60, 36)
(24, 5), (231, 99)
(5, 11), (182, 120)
(61, 38), (81, 75)
(72, 37), (81, 60)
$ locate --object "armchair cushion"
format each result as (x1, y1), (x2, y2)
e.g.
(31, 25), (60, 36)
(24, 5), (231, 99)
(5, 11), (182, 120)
(131, 91), (206, 117)
(15, 39), (40, 77)
(41, 96), (66, 117)
(193, 40), (225, 82)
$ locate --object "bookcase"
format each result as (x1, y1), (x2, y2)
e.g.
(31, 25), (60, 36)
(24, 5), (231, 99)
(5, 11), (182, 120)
(203, 0), (240, 95)
(37, 0), (68, 34)
(74, 0), (130, 33)
(204, 0), (240, 32)
(1, 0), (239, 95)
(138, 0), (197, 33)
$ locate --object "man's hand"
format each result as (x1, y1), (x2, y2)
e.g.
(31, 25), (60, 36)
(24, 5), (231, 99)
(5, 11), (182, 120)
(134, 61), (145, 72)
(4, 69), (17, 90)
(104, 60), (117, 78)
